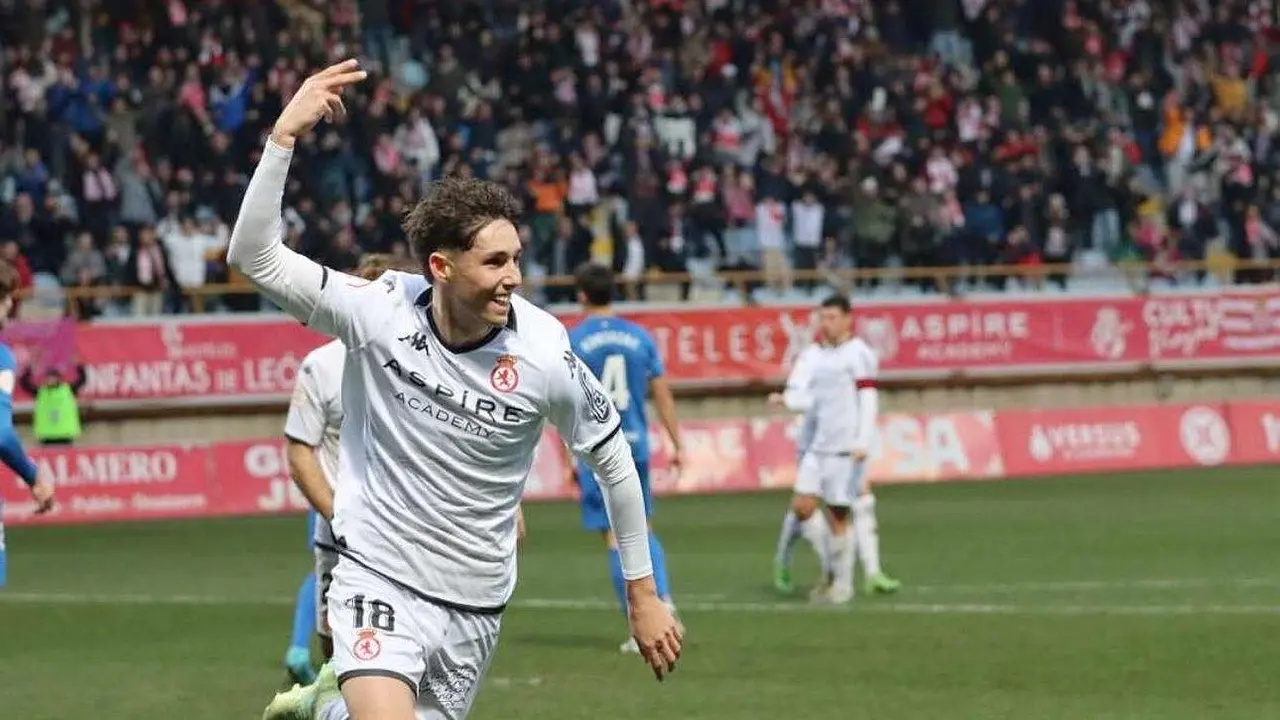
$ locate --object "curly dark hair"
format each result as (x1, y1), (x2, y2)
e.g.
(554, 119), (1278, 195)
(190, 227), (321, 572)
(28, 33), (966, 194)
(402, 177), (520, 262)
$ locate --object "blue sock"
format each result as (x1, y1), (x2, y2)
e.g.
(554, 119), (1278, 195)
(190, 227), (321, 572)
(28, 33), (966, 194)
(289, 572), (317, 655)
(648, 533), (671, 601)
(0, 549), (6, 588)
(607, 548), (627, 613)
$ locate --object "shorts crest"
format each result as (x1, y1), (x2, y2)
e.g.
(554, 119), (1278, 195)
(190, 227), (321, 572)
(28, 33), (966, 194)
(353, 628), (382, 661)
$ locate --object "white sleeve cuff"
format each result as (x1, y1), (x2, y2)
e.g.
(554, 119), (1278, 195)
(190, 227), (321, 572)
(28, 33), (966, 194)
(782, 387), (813, 412)
(582, 429), (653, 581)
(854, 387), (879, 451)
(226, 139), (326, 322)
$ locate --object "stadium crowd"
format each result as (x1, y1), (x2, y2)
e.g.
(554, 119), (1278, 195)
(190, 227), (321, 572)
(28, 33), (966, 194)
(2, 0), (1280, 317)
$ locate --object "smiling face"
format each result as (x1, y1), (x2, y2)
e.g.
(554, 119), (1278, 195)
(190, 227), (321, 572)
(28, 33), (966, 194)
(404, 177), (523, 332)
(427, 219), (523, 328)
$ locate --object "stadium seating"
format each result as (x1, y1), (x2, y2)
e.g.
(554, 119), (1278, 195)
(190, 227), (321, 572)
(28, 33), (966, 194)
(2, 0), (1279, 319)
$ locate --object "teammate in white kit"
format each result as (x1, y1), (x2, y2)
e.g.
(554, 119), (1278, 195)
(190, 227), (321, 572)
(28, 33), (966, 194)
(227, 60), (681, 720)
(769, 339), (830, 594)
(284, 254), (408, 678)
(768, 295), (899, 603)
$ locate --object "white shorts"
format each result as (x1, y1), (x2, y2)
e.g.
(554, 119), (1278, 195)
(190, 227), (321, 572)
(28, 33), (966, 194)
(794, 452), (867, 507)
(328, 558), (503, 720)
(315, 520), (339, 638)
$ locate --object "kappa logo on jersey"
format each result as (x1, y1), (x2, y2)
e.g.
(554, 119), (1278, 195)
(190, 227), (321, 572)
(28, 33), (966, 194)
(490, 354), (519, 393)
(353, 629), (382, 661)
(398, 331), (431, 355)
(563, 350), (613, 424)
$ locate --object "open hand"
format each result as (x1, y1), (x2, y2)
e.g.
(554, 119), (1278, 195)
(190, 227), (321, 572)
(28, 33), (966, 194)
(271, 59), (368, 147)
(627, 579), (683, 681)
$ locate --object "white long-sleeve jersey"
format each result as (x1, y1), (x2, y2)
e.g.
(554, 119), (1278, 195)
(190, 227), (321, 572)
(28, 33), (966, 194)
(283, 338), (346, 492)
(782, 337), (879, 456)
(227, 139), (651, 613)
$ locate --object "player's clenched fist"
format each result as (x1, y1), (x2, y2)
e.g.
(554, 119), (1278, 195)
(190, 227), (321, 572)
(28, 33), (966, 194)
(271, 59), (368, 149)
(627, 584), (683, 681)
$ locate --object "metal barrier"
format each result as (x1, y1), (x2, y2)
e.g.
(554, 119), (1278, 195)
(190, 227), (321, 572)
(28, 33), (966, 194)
(46, 256), (1280, 317)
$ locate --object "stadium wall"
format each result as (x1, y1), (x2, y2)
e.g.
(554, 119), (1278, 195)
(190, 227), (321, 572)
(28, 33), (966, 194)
(9, 287), (1280, 445)
(4, 398), (1276, 527)
(14, 372), (1280, 448)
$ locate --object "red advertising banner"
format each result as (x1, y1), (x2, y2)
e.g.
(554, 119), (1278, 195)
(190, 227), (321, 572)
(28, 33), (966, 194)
(1140, 292), (1280, 364)
(994, 403), (1234, 477)
(46, 290), (1280, 406)
(558, 297), (1151, 383)
(0, 398), (1273, 527)
(1223, 400), (1280, 464)
(0, 319), (78, 402)
(209, 439), (316, 516)
(72, 318), (325, 407)
(0, 443), (213, 526)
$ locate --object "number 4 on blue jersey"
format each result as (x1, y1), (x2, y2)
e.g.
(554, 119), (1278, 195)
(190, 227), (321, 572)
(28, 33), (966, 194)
(569, 316), (664, 464)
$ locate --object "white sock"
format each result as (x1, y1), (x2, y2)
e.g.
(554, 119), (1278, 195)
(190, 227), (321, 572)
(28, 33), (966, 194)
(831, 523), (857, 593)
(317, 697), (349, 720)
(774, 509), (803, 566)
(798, 512), (831, 579)
(854, 494), (882, 577)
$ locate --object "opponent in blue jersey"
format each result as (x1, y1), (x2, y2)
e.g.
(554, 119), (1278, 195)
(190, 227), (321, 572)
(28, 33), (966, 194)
(0, 262), (55, 586)
(567, 262), (684, 654)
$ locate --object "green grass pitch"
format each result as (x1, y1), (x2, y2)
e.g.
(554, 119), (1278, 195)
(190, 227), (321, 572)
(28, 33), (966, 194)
(2, 467), (1279, 719)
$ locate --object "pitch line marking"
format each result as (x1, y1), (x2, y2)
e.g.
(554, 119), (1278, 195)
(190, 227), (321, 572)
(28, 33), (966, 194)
(3, 590), (1280, 616)
(512, 598), (1280, 616)
(908, 577), (1280, 594)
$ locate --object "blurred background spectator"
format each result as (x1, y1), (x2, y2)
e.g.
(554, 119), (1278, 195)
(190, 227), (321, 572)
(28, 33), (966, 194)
(4, 0), (1280, 317)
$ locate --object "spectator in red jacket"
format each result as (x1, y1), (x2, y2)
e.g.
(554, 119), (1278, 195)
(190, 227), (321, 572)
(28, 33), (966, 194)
(0, 240), (33, 319)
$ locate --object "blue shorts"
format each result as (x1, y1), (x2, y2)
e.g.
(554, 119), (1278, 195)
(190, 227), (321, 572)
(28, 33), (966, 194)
(577, 459), (653, 532)
(306, 509), (318, 551)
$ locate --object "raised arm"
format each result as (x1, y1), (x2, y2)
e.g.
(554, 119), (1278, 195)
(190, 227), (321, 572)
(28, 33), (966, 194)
(225, 139), (325, 321)
(225, 60), (370, 333)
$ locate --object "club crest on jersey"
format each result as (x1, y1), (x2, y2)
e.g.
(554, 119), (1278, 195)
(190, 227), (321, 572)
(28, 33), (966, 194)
(353, 629), (381, 661)
(490, 354), (520, 393)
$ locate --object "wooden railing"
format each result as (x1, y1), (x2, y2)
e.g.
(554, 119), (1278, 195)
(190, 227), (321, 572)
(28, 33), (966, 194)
(44, 257), (1277, 316)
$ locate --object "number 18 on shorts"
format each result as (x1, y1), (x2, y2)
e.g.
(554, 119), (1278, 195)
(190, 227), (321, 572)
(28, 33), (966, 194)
(328, 562), (503, 720)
